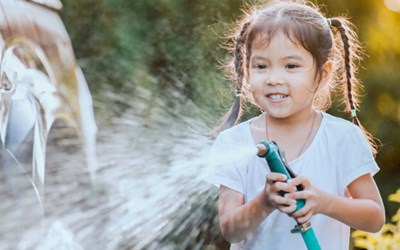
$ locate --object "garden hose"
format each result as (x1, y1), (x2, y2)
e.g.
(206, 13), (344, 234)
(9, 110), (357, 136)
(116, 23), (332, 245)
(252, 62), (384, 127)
(256, 140), (321, 250)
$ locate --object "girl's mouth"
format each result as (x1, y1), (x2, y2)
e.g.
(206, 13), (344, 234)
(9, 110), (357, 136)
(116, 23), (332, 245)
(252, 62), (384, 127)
(266, 93), (289, 100)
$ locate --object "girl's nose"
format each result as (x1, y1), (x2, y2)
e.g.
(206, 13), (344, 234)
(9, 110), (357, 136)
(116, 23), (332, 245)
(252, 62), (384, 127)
(265, 76), (285, 85)
(264, 69), (285, 85)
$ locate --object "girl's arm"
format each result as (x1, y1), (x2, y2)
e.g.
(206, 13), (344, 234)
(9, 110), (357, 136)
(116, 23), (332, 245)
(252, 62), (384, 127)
(218, 186), (271, 243)
(289, 173), (385, 233)
(219, 173), (297, 243)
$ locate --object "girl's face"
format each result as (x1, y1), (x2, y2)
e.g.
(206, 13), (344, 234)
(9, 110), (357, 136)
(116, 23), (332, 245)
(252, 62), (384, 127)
(248, 32), (321, 119)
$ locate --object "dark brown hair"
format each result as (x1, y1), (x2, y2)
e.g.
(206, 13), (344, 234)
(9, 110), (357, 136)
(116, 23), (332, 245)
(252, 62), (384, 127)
(212, 0), (378, 155)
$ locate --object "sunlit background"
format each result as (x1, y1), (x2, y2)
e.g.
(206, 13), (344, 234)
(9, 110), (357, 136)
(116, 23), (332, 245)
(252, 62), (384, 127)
(3, 0), (398, 249)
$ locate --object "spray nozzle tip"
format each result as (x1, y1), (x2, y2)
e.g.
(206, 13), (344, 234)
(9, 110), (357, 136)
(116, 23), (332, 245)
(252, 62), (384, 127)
(256, 143), (267, 157)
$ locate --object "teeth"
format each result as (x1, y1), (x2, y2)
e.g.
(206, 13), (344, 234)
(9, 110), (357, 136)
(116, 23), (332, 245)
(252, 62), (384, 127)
(268, 94), (287, 99)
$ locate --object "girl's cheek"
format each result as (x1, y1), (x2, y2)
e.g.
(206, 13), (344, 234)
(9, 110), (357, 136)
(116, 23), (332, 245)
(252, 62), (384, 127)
(249, 76), (265, 86)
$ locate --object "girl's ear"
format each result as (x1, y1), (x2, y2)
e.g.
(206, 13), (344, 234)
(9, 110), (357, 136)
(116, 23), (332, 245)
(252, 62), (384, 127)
(320, 60), (333, 87)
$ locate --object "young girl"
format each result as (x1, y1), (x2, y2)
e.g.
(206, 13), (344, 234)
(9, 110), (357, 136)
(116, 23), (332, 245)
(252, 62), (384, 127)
(209, 0), (385, 249)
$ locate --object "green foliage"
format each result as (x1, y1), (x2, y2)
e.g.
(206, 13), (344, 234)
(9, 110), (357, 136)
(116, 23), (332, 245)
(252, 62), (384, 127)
(61, 0), (244, 122)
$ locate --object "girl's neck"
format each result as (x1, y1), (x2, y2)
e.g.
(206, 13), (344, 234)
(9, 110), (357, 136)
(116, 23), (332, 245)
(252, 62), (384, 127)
(265, 108), (317, 129)
(250, 108), (322, 162)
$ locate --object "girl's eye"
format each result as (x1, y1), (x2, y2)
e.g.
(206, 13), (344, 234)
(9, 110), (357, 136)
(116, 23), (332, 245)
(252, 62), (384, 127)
(286, 64), (299, 69)
(256, 64), (267, 69)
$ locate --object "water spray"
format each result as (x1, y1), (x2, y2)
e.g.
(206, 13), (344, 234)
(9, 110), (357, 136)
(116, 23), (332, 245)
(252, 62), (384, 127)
(256, 140), (321, 250)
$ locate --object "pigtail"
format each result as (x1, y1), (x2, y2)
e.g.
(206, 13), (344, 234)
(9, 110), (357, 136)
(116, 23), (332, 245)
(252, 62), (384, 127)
(209, 22), (250, 138)
(329, 17), (380, 155)
(329, 18), (361, 125)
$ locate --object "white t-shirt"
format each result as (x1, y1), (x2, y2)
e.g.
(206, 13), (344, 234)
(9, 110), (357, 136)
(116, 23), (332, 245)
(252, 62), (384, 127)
(209, 112), (379, 250)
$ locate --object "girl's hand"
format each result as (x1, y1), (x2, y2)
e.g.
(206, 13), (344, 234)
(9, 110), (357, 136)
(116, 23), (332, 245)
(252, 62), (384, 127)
(286, 176), (327, 224)
(265, 173), (298, 214)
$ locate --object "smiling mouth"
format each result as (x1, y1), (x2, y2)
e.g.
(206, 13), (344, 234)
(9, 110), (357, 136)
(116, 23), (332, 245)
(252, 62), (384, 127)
(266, 94), (289, 100)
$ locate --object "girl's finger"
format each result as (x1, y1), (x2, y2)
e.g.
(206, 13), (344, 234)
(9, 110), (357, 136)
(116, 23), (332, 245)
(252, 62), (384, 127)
(296, 212), (312, 224)
(267, 172), (288, 183)
(270, 193), (297, 207)
(289, 176), (310, 188)
(278, 204), (297, 214)
(288, 190), (308, 200)
(273, 181), (297, 194)
(290, 204), (310, 218)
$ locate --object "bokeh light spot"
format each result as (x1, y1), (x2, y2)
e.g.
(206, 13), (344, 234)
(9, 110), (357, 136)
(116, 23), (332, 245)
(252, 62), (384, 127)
(377, 92), (396, 118)
(384, 0), (400, 12)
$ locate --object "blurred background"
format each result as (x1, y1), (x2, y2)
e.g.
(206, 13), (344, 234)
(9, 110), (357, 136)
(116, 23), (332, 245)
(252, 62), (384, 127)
(16, 0), (397, 249)
(62, 0), (400, 217)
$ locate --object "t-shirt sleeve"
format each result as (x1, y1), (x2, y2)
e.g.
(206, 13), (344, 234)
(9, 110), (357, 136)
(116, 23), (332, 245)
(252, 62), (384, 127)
(207, 132), (246, 194)
(336, 125), (379, 191)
